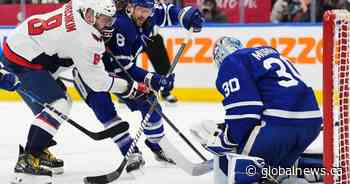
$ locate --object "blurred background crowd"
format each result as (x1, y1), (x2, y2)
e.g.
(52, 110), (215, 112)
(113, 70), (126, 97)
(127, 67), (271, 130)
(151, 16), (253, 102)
(0, 0), (349, 24)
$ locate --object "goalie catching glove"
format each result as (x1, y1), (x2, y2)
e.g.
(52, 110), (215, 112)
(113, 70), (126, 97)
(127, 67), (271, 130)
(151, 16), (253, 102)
(190, 120), (237, 156)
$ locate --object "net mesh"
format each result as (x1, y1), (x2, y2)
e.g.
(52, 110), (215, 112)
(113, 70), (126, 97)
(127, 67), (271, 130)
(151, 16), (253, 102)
(332, 10), (350, 184)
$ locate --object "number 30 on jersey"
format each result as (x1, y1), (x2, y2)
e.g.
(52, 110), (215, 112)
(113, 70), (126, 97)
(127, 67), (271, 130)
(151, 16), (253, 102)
(222, 78), (240, 97)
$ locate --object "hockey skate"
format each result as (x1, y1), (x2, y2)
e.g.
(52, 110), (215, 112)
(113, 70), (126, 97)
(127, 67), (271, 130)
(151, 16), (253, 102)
(37, 148), (64, 175)
(126, 151), (145, 173)
(161, 93), (178, 104)
(11, 146), (52, 184)
(145, 139), (175, 165)
(153, 149), (176, 165)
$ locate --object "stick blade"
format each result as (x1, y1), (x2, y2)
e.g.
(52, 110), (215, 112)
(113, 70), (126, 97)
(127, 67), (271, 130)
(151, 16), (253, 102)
(159, 137), (212, 176)
(83, 159), (127, 184)
(191, 159), (213, 176)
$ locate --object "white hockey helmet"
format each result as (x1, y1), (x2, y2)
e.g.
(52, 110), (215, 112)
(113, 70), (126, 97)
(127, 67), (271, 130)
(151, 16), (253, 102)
(80, 0), (116, 21)
(213, 36), (244, 68)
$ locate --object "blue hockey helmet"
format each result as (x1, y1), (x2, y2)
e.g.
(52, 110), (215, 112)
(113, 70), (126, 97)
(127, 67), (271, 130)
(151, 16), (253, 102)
(213, 36), (244, 67)
(131, 0), (154, 9)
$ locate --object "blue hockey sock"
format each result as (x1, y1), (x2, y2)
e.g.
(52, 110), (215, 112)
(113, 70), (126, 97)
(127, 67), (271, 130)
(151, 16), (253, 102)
(145, 139), (161, 152)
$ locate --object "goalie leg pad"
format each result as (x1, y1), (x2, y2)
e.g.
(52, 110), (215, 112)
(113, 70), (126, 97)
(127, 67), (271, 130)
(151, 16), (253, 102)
(214, 154), (265, 184)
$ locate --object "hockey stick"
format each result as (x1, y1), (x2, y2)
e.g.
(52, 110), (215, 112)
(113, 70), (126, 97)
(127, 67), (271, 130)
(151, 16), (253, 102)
(159, 136), (213, 176)
(17, 87), (127, 141)
(83, 34), (189, 184)
(144, 99), (208, 161)
(103, 39), (208, 162)
(59, 76), (210, 166)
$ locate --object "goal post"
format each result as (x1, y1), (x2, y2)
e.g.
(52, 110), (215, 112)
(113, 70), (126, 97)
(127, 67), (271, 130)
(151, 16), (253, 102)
(323, 9), (350, 184)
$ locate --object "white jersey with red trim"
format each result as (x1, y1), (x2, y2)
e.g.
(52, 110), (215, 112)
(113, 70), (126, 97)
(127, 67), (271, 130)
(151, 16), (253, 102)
(5, 0), (114, 92)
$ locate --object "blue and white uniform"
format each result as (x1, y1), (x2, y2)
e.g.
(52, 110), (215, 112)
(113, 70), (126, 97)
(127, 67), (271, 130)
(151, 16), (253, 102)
(75, 2), (203, 155)
(216, 46), (321, 166)
(201, 37), (322, 184)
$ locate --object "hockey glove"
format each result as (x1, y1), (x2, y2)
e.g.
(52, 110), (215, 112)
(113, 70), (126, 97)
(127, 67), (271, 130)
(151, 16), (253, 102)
(120, 81), (150, 99)
(144, 72), (175, 92)
(179, 6), (204, 33)
(190, 120), (237, 156)
(32, 53), (73, 73)
(0, 68), (20, 91)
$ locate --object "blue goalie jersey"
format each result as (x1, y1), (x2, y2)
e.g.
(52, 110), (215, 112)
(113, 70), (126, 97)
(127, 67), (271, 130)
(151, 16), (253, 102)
(216, 46), (322, 147)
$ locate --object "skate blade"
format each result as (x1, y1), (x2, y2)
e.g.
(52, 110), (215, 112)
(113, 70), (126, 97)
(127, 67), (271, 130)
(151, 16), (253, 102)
(42, 166), (63, 175)
(11, 173), (52, 184)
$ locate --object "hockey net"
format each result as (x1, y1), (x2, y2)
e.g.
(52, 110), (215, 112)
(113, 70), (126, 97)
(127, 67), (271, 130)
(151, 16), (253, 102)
(323, 10), (350, 184)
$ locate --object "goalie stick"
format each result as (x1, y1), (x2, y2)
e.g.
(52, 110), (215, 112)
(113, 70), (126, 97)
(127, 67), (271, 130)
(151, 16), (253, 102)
(159, 136), (213, 176)
(83, 34), (189, 184)
(17, 87), (126, 141)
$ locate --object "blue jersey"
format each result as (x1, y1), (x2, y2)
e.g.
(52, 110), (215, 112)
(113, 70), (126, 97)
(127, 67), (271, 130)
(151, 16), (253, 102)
(216, 46), (322, 146)
(104, 3), (182, 82)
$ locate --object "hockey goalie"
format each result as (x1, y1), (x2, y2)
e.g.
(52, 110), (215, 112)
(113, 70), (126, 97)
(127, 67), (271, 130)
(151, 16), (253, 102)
(189, 36), (323, 184)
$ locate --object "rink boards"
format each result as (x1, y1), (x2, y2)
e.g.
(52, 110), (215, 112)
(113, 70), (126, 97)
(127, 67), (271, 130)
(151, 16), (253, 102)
(0, 24), (323, 103)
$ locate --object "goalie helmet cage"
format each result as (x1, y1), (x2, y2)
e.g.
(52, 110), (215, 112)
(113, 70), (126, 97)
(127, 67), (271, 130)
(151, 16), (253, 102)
(323, 9), (350, 184)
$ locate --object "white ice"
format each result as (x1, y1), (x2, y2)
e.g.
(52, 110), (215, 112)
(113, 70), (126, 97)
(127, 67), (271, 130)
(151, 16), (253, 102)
(0, 102), (323, 184)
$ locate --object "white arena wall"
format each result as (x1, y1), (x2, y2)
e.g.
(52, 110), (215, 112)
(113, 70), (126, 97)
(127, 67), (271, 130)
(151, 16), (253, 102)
(0, 24), (323, 103)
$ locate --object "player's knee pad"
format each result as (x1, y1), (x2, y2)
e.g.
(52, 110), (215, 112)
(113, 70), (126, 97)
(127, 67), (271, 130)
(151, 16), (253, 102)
(45, 98), (72, 120)
(214, 154), (265, 184)
(33, 98), (71, 136)
(144, 119), (164, 143)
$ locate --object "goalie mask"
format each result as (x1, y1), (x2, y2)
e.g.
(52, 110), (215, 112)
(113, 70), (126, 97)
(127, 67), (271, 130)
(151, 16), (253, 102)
(213, 36), (244, 68)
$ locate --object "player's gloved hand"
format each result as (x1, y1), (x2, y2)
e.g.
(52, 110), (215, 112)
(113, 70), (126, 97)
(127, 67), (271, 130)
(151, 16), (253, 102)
(144, 72), (175, 92)
(120, 81), (150, 99)
(33, 53), (73, 73)
(0, 69), (20, 91)
(190, 120), (237, 156)
(179, 6), (204, 32)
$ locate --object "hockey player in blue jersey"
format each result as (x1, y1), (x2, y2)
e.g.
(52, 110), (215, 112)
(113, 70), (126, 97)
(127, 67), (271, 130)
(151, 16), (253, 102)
(72, 0), (203, 172)
(191, 37), (322, 184)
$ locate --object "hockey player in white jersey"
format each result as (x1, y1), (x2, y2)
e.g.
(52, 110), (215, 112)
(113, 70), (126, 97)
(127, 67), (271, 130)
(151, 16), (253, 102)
(191, 37), (322, 184)
(1, 0), (138, 183)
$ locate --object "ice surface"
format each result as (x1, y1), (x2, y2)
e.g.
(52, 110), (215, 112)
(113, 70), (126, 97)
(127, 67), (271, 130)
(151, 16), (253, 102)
(0, 102), (323, 184)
